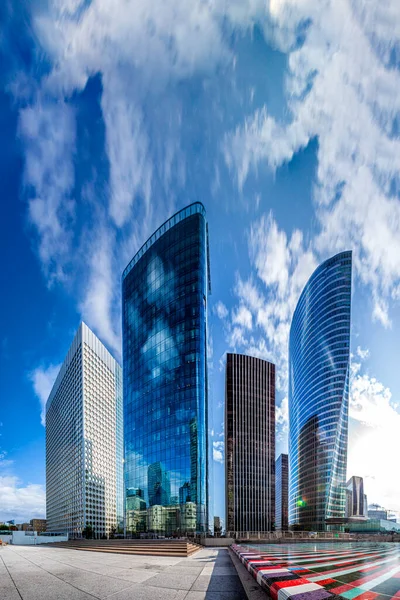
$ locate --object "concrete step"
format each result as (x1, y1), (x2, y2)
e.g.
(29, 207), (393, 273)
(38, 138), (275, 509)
(50, 540), (200, 557)
(53, 540), (193, 545)
(52, 543), (195, 550)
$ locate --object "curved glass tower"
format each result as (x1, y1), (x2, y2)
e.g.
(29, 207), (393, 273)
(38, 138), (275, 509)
(288, 251), (352, 531)
(122, 203), (210, 535)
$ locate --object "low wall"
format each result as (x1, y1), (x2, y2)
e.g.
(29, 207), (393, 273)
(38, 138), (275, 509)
(0, 535), (12, 544)
(231, 532), (354, 543)
(238, 537), (352, 544)
(199, 532), (400, 546)
(11, 531), (69, 545)
(200, 538), (235, 547)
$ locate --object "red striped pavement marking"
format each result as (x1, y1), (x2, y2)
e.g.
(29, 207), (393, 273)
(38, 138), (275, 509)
(350, 592), (379, 600)
(270, 578), (312, 600)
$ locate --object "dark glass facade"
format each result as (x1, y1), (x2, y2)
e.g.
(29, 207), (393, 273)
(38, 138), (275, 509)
(122, 203), (209, 535)
(275, 453), (288, 531)
(289, 251), (352, 531)
(225, 353), (275, 533)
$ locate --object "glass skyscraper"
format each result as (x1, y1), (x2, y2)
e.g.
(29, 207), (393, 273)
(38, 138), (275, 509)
(289, 251), (352, 531)
(122, 202), (210, 535)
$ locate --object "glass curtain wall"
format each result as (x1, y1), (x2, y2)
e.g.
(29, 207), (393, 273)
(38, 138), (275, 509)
(289, 251), (352, 531)
(122, 203), (209, 535)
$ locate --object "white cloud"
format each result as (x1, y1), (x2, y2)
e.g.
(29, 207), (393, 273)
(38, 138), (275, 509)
(207, 329), (214, 363)
(348, 369), (400, 511)
(0, 449), (13, 470)
(276, 396), (288, 432)
(79, 227), (121, 356)
(0, 476), (46, 523)
(349, 372), (396, 430)
(37, 0), (231, 93)
(356, 346), (370, 361)
(218, 351), (228, 373)
(249, 213), (290, 296)
(227, 326), (248, 350)
(0, 444), (46, 522)
(19, 98), (76, 283)
(213, 441), (224, 464)
(232, 305), (253, 330)
(224, 109), (308, 191)
(214, 301), (229, 320)
(101, 88), (152, 228)
(224, 0), (400, 328)
(15, 0), (258, 348)
(29, 364), (61, 426)
(12, 0), (400, 382)
(29, 0), (232, 229)
(226, 213), (317, 390)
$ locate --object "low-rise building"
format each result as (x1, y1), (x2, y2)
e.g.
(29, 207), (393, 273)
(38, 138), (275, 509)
(30, 519), (47, 533)
(347, 519), (400, 533)
(367, 505), (396, 522)
(214, 516), (222, 536)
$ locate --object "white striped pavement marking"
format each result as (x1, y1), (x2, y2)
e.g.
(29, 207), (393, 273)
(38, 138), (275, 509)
(309, 554), (400, 582)
(355, 565), (400, 591)
(290, 551), (397, 570)
(256, 568), (290, 584)
(277, 582), (323, 600)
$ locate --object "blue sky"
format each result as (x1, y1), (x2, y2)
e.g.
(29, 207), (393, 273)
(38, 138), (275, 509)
(1, 0), (400, 525)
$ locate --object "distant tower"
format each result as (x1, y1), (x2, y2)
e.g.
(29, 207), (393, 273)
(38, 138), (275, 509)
(225, 353), (275, 533)
(363, 494), (368, 518)
(214, 516), (222, 536)
(289, 252), (352, 530)
(346, 476), (366, 518)
(46, 323), (123, 538)
(276, 454), (288, 531)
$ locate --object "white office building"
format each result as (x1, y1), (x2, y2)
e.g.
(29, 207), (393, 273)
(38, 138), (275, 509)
(46, 322), (123, 538)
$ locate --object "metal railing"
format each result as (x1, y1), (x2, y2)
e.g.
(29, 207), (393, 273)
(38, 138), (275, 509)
(227, 531), (355, 540)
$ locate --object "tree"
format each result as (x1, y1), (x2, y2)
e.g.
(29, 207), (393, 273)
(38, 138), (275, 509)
(82, 524), (94, 539)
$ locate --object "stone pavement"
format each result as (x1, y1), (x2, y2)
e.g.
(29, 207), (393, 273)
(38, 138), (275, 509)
(0, 544), (247, 600)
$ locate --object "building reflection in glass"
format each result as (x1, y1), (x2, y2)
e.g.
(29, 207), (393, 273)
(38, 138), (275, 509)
(123, 203), (210, 535)
(297, 416), (328, 527)
(148, 462), (171, 507)
(289, 251), (352, 531)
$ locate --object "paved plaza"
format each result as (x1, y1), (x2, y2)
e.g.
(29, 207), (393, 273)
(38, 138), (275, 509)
(236, 542), (400, 600)
(0, 544), (247, 600)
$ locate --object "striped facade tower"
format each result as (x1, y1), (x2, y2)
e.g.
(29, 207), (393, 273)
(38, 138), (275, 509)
(225, 353), (275, 534)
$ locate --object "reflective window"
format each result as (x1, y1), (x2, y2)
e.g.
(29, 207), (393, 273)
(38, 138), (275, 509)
(289, 252), (352, 530)
(122, 204), (209, 535)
